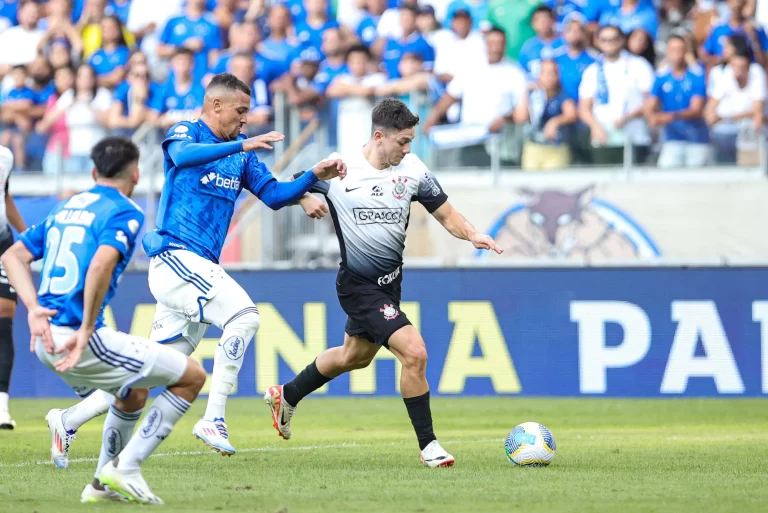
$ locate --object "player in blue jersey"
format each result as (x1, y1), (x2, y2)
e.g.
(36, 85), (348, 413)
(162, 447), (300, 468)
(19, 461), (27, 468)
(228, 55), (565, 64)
(1, 137), (206, 504)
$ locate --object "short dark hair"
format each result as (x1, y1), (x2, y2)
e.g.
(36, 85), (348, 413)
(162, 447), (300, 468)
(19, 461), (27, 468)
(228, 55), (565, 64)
(487, 26), (507, 39)
(91, 137), (140, 179)
(346, 43), (371, 60)
(728, 34), (752, 60)
(173, 47), (194, 59)
(11, 64), (27, 73)
(532, 5), (555, 18)
(207, 72), (251, 96)
(371, 98), (420, 133)
(598, 24), (625, 39)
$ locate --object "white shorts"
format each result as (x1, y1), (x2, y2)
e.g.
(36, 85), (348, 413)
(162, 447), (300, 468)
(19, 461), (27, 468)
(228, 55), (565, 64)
(36, 325), (189, 399)
(148, 250), (258, 353)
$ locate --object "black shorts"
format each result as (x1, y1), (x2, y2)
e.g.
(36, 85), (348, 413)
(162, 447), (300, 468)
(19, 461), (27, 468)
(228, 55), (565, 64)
(336, 267), (411, 347)
(0, 228), (15, 302)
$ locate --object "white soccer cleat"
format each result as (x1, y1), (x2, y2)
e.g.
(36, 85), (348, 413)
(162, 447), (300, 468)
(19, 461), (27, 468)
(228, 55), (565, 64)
(420, 440), (455, 468)
(264, 385), (295, 440)
(97, 460), (164, 505)
(46, 408), (76, 469)
(192, 418), (236, 456)
(0, 410), (15, 430)
(80, 483), (128, 503)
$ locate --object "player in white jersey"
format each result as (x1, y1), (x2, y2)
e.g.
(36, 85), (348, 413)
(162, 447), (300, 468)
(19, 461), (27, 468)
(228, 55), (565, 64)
(2, 137), (207, 504)
(0, 145), (27, 429)
(265, 98), (503, 467)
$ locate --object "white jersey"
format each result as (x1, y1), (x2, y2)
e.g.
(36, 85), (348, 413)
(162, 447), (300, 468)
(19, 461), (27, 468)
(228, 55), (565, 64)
(302, 151), (448, 284)
(0, 146), (12, 234)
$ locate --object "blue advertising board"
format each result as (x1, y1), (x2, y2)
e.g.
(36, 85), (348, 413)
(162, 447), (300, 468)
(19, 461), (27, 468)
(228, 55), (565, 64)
(8, 268), (768, 398)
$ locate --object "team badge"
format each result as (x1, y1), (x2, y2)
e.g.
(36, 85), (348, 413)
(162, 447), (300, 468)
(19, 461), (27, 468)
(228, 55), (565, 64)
(380, 304), (399, 321)
(392, 176), (408, 200)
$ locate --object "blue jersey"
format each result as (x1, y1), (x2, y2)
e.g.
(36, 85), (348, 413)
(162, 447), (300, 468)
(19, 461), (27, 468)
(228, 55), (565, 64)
(295, 18), (340, 54)
(260, 37), (299, 66)
(382, 33), (435, 78)
(212, 50), (286, 85)
(0, 0), (18, 25)
(160, 14), (222, 79)
(89, 46), (131, 77)
(582, 0), (654, 23)
(33, 82), (56, 105)
(518, 36), (566, 78)
(554, 47), (597, 101)
(543, 0), (587, 32)
(598, 3), (658, 37)
(18, 185), (144, 329)
(357, 15), (379, 46)
(114, 80), (164, 115)
(151, 79), (205, 118)
(651, 66), (709, 143)
(105, 0), (131, 24)
(144, 120), (282, 263)
(312, 61), (348, 95)
(4, 86), (36, 103)
(282, 0), (334, 23)
(703, 22), (768, 58)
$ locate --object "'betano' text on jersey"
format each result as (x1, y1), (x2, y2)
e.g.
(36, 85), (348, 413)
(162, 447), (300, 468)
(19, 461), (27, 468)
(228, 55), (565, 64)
(144, 120), (280, 263)
(18, 185), (145, 329)
(299, 151), (448, 286)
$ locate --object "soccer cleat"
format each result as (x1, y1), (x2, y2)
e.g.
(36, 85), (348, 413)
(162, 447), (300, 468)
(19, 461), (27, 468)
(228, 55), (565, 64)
(192, 418), (236, 456)
(264, 385), (295, 440)
(420, 440), (455, 468)
(80, 483), (128, 503)
(97, 460), (164, 505)
(46, 408), (76, 468)
(0, 410), (15, 430)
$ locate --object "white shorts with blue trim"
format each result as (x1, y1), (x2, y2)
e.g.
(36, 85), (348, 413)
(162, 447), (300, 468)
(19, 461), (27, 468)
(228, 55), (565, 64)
(36, 325), (188, 398)
(147, 249), (258, 353)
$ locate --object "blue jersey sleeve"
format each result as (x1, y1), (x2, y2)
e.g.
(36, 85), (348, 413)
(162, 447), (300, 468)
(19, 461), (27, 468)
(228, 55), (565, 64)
(650, 75), (663, 99)
(420, 39), (435, 70)
(98, 207), (145, 258)
(163, 123), (245, 169)
(703, 27), (720, 55)
(518, 38), (536, 72)
(205, 18), (223, 51)
(248, 162), (320, 210)
(213, 54), (229, 74)
(160, 18), (177, 45)
(757, 26), (768, 51)
(692, 72), (706, 98)
(114, 81), (129, 105)
(18, 221), (47, 260)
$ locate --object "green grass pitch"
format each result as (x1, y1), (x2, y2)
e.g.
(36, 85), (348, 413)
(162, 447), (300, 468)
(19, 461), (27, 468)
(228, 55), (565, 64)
(1, 397), (766, 513)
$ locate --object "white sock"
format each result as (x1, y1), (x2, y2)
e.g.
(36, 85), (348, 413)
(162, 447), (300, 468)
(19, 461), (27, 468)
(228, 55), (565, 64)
(0, 392), (8, 413)
(117, 390), (191, 471)
(62, 390), (113, 432)
(95, 405), (142, 479)
(204, 309), (259, 421)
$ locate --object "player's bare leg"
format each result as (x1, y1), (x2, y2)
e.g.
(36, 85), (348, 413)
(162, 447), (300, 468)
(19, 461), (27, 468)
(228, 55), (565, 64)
(265, 334), (379, 439)
(386, 325), (454, 467)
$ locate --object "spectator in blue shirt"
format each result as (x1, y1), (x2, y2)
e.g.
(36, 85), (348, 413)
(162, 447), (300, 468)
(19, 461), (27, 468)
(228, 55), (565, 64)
(583, 0), (655, 27)
(356, 0), (388, 47)
(89, 15), (131, 89)
(158, 0), (222, 83)
(444, 0), (488, 31)
(228, 52), (273, 129)
(514, 60), (578, 170)
(381, 4), (435, 78)
(260, 4), (299, 66)
(702, 0), (767, 67)
(310, 27), (348, 98)
(152, 48), (206, 129)
(108, 60), (161, 133)
(554, 13), (596, 102)
(647, 34), (710, 168)
(295, 0), (340, 55)
(0, 65), (37, 170)
(518, 5), (565, 80)
(283, 0), (334, 24)
(543, 0), (588, 33)
(105, 0), (131, 24)
(208, 21), (286, 88)
(0, 0), (17, 28)
(598, 0), (658, 39)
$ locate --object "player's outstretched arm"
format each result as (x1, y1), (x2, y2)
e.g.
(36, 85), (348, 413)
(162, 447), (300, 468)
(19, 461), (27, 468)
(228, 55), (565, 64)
(431, 201), (503, 254)
(55, 245), (121, 372)
(167, 131), (285, 169)
(1, 242), (58, 353)
(256, 159), (346, 211)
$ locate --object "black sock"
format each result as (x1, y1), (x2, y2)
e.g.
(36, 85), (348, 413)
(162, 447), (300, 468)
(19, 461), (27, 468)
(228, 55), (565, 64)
(403, 391), (436, 451)
(283, 360), (331, 406)
(0, 318), (13, 394)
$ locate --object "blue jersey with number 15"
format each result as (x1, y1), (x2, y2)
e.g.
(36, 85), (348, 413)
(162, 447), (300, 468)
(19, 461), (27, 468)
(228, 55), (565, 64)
(18, 185), (145, 329)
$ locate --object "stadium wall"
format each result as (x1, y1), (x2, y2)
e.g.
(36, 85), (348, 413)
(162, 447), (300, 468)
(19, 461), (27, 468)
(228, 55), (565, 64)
(9, 268), (768, 398)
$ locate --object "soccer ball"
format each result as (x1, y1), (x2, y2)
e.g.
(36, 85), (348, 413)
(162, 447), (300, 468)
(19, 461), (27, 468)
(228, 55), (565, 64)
(505, 422), (556, 466)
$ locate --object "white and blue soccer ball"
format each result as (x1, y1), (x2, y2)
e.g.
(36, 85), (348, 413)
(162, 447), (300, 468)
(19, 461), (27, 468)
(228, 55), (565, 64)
(505, 422), (556, 466)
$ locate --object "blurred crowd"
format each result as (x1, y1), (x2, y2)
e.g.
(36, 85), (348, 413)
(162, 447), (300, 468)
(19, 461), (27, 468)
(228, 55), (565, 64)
(0, 0), (766, 173)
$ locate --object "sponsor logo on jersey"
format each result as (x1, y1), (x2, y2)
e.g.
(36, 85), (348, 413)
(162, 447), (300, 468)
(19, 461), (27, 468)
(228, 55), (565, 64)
(353, 207), (403, 225)
(127, 219), (140, 234)
(392, 176), (408, 199)
(115, 230), (129, 248)
(423, 173), (441, 196)
(371, 185), (383, 197)
(200, 172), (241, 190)
(174, 125), (189, 133)
(377, 266), (401, 286)
(380, 304), (399, 321)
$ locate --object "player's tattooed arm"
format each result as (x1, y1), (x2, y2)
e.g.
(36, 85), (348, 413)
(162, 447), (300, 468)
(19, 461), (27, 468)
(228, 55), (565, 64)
(431, 201), (503, 254)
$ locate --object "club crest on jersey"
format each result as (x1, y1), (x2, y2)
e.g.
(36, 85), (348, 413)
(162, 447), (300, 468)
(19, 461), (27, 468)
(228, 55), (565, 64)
(392, 176), (408, 200)
(380, 304), (399, 321)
